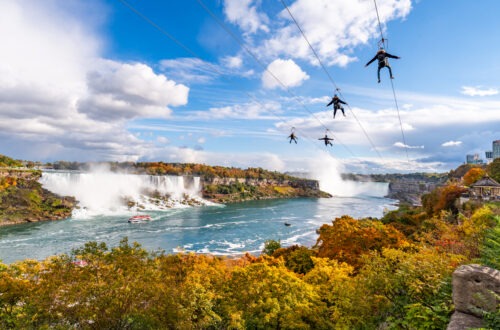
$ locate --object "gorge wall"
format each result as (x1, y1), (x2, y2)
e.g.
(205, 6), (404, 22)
(387, 180), (442, 206)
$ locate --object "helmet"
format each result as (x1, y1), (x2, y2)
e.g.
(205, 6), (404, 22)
(378, 48), (385, 53)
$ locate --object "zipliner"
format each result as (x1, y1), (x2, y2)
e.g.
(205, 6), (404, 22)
(365, 48), (400, 83)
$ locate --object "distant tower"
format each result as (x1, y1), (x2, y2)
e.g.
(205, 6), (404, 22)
(485, 151), (493, 164)
(493, 140), (500, 159)
(466, 153), (483, 164)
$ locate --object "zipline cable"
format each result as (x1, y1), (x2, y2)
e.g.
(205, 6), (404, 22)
(373, 0), (410, 163)
(373, 0), (385, 44)
(280, 0), (384, 161)
(117, 0), (353, 161)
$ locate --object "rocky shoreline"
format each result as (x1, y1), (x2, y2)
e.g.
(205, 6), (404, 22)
(0, 168), (75, 226)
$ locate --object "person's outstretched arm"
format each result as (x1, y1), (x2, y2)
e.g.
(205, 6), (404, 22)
(385, 53), (400, 59)
(365, 55), (377, 66)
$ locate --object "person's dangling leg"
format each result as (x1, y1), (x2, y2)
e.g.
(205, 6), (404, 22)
(387, 65), (394, 79)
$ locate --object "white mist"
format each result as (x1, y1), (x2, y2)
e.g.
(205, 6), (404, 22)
(39, 166), (203, 217)
(307, 152), (388, 197)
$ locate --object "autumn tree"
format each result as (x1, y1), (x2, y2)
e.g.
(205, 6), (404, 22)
(462, 167), (486, 186)
(422, 184), (467, 217)
(221, 259), (331, 329)
(314, 216), (407, 269)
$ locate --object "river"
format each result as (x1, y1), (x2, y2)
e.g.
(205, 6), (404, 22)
(0, 172), (397, 263)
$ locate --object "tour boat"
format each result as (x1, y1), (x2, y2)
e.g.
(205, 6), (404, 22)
(128, 214), (152, 223)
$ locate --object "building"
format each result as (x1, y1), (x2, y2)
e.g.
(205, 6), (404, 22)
(466, 153), (483, 165)
(493, 140), (500, 159)
(485, 151), (493, 164)
(469, 176), (500, 200)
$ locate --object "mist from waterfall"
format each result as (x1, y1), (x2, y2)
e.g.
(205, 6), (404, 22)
(307, 153), (389, 197)
(39, 168), (206, 218)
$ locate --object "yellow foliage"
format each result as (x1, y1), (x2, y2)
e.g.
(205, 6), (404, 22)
(273, 186), (294, 195)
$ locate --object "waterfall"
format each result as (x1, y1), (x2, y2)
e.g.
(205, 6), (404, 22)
(39, 171), (206, 218)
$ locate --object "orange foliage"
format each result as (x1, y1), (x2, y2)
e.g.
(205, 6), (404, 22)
(422, 184), (467, 217)
(314, 216), (407, 269)
(462, 167), (485, 186)
(0, 177), (17, 191)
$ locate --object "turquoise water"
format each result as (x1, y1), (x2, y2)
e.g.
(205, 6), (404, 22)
(0, 193), (397, 264)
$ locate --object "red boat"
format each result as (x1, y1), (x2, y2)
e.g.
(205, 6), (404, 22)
(128, 215), (152, 223)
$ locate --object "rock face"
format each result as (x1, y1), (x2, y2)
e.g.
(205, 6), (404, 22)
(0, 169), (76, 226)
(201, 176), (329, 203)
(387, 181), (442, 206)
(447, 264), (500, 330)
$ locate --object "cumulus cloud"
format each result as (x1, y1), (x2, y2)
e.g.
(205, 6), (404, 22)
(80, 60), (188, 121)
(223, 0), (269, 34)
(229, 0), (412, 67)
(262, 59), (309, 89)
(461, 86), (499, 97)
(441, 140), (462, 147)
(0, 0), (189, 161)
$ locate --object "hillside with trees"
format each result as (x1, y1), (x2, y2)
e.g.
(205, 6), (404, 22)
(0, 155), (75, 226)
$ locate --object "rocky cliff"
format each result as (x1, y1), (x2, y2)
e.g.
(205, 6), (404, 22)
(0, 169), (75, 226)
(201, 176), (330, 203)
(387, 180), (442, 206)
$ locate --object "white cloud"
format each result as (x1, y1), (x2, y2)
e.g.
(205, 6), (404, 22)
(252, 0), (411, 66)
(156, 136), (170, 144)
(393, 142), (424, 149)
(461, 86), (499, 97)
(197, 137), (206, 144)
(222, 55), (243, 69)
(159, 58), (219, 83)
(223, 0), (269, 34)
(262, 59), (309, 89)
(196, 100), (282, 120)
(0, 0), (189, 161)
(80, 60), (189, 120)
(441, 140), (462, 147)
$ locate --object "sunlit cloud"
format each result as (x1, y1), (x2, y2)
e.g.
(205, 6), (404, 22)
(441, 140), (462, 147)
(262, 59), (309, 89)
(461, 86), (499, 97)
(393, 142), (424, 149)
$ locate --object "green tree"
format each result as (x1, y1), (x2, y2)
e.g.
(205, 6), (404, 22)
(262, 239), (281, 256)
(487, 158), (500, 182)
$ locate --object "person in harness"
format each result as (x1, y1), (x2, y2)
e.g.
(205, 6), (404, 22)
(365, 48), (400, 83)
(326, 94), (347, 118)
(288, 130), (298, 144)
(318, 134), (334, 146)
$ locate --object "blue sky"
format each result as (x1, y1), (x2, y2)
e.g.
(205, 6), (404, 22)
(0, 0), (499, 174)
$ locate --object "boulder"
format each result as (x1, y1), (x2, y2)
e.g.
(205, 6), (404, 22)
(447, 264), (500, 329)
(447, 311), (483, 330)
(452, 264), (500, 317)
